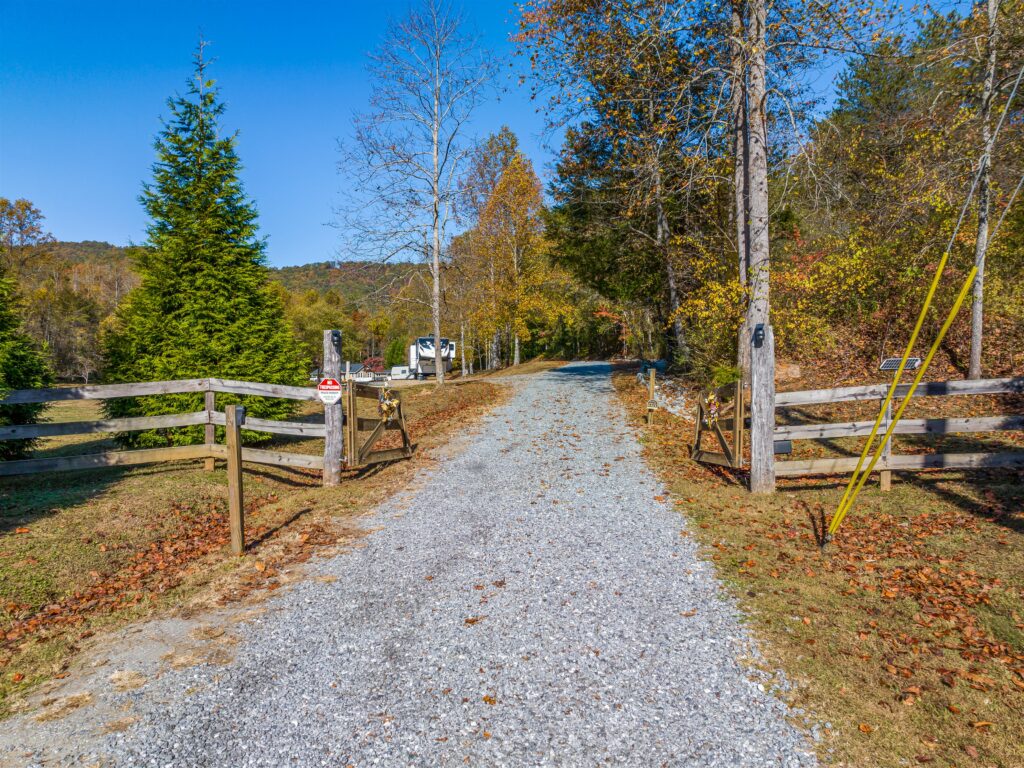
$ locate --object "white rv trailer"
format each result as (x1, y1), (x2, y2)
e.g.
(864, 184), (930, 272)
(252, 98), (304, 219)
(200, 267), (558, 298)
(408, 336), (455, 378)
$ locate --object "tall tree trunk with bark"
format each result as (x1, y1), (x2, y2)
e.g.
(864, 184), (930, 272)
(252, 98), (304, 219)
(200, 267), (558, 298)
(657, 192), (686, 359)
(512, 243), (522, 366)
(732, 0), (751, 383)
(460, 321), (467, 377)
(649, 100), (686, 359)
(746, 0), (775, 494)
(969, 0), (1000, 380)
(489, 331), (499, 369)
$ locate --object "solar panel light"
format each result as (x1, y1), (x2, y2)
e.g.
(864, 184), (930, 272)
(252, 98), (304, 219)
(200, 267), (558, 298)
(879, 357), (922, 372)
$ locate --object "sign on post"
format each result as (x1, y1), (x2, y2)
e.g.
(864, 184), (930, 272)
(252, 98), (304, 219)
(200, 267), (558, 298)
(322, 330), (343, 487)
(318, 377), (342, 405)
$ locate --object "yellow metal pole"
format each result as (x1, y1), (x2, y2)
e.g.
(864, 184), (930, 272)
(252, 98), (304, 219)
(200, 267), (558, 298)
(833, 253), (951, 525)
(828, 265), (977, 537)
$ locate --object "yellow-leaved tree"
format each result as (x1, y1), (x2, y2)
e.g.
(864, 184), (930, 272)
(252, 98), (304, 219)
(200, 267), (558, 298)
(476, 155), (565, 365)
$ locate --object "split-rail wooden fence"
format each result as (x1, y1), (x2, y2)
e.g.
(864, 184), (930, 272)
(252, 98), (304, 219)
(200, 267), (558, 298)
(690, 376), (1024, 484)
(0, 331), (414, 554)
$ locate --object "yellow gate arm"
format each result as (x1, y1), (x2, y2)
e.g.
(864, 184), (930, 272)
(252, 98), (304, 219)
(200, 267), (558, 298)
(831, 251), (951, 528)
(828, 265), (978, 537)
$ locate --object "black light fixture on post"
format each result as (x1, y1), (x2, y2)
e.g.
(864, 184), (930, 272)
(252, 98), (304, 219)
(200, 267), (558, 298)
(752, 323), (766, 349)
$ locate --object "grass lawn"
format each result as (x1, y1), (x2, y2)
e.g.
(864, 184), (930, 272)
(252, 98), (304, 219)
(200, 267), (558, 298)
(614, 368), (1024, 768)
(0, 378), (507, 717)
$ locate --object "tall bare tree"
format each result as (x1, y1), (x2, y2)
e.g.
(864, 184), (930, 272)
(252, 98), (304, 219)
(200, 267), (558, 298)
(730, 1), (750, 381)
(748, 0), (776, 492)
(341, 0), (494, 385)
(969, 0), (1002, 379)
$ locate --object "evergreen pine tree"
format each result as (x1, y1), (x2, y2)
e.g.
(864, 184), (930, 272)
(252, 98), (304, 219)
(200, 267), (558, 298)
(383, 337), (409, 369)
(0, 263), (52, 459)
(103, 45), (304, 446)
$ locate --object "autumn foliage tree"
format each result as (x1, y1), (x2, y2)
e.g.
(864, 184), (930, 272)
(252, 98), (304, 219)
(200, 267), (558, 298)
(446, 131), (586, 368)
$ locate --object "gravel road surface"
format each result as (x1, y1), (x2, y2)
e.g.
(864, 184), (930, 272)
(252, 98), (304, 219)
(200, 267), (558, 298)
(12, 362), (816, 767)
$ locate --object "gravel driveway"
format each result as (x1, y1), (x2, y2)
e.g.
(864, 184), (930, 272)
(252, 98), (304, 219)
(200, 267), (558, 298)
(14, 362), (816, 767)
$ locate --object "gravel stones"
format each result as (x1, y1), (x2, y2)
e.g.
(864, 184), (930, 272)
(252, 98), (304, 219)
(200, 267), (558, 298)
(23, 362), (817, 767)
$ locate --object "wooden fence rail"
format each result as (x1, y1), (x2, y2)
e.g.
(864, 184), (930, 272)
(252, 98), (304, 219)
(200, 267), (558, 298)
(774, 376), (1024, 480)
(0, 375), (407, 477)
(0, 332), (417, 555)
(689, 375), (1024, 486)
(775, 376), (1024, 407)
(0, 377), (328, 478)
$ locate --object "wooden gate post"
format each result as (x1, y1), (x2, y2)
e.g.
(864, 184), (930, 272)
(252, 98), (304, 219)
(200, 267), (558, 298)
(646, 368), (656, 426)
(323, 330), (343, 486)
(225, 404), (245, 556)
(749, 323), (777, 493)
(345, 381), (358, 469)
(204, 386), (216, 471)
(734, 380), (745, 464)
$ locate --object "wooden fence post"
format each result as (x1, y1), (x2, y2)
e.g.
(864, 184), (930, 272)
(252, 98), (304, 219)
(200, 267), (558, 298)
(880, 397), (893, 491)
(734, 380), (745, 464)
(226, 404), (245, 556)
(646, 368), (656, 426)
(749, 323), (777, 493)
(204, 386), (216, 471)
(345, 381), (359, 470)
(323, 330), (343, 487)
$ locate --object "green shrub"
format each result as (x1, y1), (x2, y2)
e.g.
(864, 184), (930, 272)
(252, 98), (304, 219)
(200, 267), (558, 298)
(0, 268), (52, 459)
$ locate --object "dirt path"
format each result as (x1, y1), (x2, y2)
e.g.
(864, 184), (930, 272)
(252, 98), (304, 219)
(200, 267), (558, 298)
(3, 363), (816, 767)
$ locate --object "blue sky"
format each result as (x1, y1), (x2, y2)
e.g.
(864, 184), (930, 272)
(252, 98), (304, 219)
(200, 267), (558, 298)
(0, 1), (549, 267)
(1, 2), (965, 268)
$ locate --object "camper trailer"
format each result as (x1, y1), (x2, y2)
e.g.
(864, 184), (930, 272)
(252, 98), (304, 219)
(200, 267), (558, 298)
(408, 336), (455, 378)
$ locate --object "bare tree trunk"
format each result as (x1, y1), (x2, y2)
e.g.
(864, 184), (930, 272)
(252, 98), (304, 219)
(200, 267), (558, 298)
(732, 0), (751, 383)
(969, 0), (999, 380)
(460, 319), (468, 376)
(660, 201), (686, 358)
(650, 100), (686, 358)
(431, 47), (445, 387)
(746, 0), (775, 494)
(512, 242), (522, 367)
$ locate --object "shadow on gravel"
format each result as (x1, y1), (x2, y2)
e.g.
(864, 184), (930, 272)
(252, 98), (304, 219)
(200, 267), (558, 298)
(546, 362), (611, 395)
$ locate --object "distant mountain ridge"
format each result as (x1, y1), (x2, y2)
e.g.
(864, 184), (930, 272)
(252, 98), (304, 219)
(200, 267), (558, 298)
(272, 260), (421, 303)
(46, 242), (419, 306)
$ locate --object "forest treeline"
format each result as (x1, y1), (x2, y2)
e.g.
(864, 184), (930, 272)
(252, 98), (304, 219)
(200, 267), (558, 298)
(519, 0), (1024, 385)
(0, 230), (444, 383)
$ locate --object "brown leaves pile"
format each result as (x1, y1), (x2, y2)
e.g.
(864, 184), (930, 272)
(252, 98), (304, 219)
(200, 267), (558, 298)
(1, 498), (339, 664)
